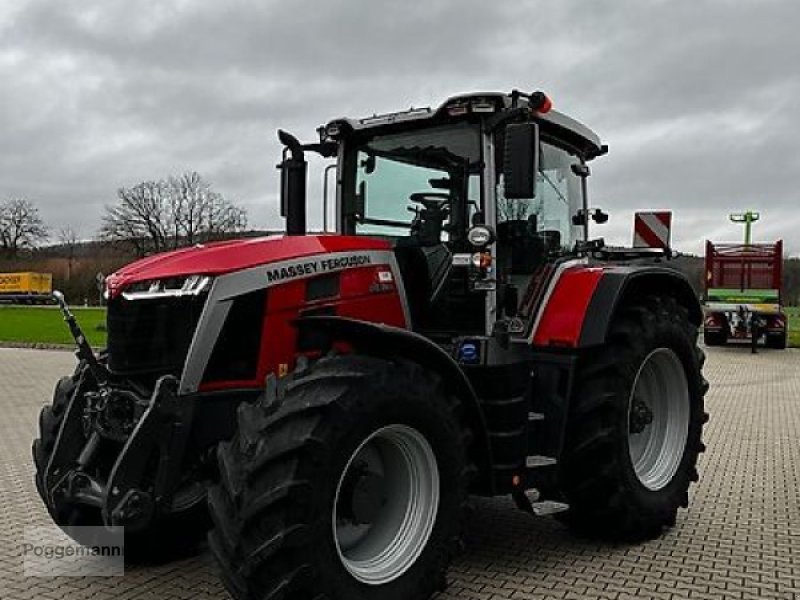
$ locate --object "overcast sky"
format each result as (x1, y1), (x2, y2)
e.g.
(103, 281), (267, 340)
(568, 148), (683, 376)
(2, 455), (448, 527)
(1, 0), (798, 255)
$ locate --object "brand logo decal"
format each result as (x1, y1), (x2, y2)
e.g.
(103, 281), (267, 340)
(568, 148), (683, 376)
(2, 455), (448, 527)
(265, 254), (372, 283)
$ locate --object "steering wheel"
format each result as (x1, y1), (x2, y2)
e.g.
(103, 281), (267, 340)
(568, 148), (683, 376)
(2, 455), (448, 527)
(409, 192), (450, 212)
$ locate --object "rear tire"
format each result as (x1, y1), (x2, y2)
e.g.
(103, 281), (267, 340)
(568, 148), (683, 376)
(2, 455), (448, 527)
(208, 355), (472, 600)
(558, 295), (708, 541)
(703, 328), (727, 346)
(765, 332), (787, 350)
(33, 365), (211, 564)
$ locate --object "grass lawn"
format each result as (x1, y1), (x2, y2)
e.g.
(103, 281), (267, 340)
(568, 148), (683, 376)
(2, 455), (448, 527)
(1, 303), (797, 350)
(0, 305), (107, 346)
(786, 306), (800, 348)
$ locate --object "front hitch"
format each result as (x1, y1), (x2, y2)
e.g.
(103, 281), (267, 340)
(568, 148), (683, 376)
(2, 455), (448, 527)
(44, 373), (194, 532)
(104, 375), (192, 530)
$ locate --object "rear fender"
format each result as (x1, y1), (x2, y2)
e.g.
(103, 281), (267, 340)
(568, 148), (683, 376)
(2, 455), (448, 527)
(294, 315), (494, 494)
(533, 266), (702, 349)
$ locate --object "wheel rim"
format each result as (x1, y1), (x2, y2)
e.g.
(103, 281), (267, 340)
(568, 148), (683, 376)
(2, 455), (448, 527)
(333, 424), (440, 586)
(627, 348), (690, 491)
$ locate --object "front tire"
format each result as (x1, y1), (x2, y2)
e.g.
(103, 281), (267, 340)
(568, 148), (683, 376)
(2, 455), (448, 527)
(558, 295), (708, 541)
(208, 355), (472, 600)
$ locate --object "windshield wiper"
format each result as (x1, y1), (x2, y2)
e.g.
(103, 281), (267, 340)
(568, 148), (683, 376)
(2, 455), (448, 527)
(540, 171), (570, 206)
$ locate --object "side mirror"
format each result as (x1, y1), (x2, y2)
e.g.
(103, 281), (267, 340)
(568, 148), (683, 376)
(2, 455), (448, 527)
(503, 123), (539, 199)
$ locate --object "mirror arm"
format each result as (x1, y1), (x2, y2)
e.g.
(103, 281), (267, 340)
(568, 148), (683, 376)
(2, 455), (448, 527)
(579, 168), (590, 240)
(302, 141), (338, 158)
(571, 162), (592, 240)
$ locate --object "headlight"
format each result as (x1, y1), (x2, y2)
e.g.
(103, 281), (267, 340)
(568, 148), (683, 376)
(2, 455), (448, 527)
(467, 225), (495, 247)
(120, 274), (213, 300)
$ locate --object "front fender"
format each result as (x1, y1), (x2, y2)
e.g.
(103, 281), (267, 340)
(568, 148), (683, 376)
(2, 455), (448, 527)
(294, 315), (494, 494)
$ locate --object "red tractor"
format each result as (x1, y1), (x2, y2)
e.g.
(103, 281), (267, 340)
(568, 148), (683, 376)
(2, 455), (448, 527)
(34, 90), (708, 600)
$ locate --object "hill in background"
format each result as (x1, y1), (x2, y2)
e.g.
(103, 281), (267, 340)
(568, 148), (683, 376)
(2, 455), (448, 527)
(1, 235), (798, 306)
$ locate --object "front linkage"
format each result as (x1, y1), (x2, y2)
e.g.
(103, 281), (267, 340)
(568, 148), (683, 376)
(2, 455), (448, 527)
(40, 292), (196, 538)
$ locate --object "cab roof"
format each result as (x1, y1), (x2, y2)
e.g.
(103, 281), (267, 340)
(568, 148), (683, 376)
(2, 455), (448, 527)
(324, 91), (606, 159)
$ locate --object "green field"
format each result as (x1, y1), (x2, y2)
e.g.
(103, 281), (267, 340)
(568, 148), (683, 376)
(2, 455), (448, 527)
(0, 306), (107, 347)
(786, 306), (800, 348)
(0, 304), (797, 349)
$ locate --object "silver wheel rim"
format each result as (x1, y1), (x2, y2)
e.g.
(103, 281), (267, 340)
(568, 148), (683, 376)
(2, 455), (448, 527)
(333, 424), (440, 585)
(627, 348), (690, 491)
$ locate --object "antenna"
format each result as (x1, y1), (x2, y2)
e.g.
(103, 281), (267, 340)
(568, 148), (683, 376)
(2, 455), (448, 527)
(729, 211), (760, 245)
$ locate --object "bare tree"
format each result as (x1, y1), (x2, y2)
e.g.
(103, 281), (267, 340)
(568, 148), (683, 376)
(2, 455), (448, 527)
(0, 198), (48, 257)
(101, 180), (172, 256)
(168, 172), (247, 245)
(101, 173), (247, 257)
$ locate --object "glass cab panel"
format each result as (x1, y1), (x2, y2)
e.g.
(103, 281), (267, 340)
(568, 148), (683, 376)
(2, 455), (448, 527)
(341, 122), (482, 244)
(494, 137), (586, 319)
(338, 122), (486, 336)
(495, 141), (584, 270)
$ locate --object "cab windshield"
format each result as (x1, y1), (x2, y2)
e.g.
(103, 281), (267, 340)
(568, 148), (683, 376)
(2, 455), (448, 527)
(340, 122), (482, 245)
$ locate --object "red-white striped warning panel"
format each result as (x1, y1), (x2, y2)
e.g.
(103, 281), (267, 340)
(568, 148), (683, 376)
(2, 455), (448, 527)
(633, 211), (672, 249)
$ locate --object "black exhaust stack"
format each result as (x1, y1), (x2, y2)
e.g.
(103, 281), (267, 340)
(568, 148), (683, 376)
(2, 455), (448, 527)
(278, 130), (307, 236)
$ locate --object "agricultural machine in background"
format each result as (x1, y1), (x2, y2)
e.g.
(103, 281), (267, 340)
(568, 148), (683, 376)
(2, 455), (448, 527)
(34, 90), (708, 600)
(703, 211), (787, 349)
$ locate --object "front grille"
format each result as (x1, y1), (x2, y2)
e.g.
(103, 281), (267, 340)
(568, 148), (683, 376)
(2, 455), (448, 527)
(106, 294), (207, 375)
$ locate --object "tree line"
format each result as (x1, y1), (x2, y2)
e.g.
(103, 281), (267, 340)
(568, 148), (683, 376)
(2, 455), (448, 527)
(0, 172), (248, 304)
(3, 181), (800, 306)
(100, 172), (247, 256)
(0, 171), (247, 259)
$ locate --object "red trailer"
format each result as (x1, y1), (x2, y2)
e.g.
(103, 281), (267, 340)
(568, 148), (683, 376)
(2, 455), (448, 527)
(703, 240), (787, 348)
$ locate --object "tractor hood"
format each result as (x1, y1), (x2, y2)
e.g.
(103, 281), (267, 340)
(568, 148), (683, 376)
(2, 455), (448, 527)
(105, 234), (391, 299)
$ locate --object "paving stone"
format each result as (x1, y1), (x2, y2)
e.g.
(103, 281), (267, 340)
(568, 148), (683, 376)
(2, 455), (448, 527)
(0, 346), (798, 600)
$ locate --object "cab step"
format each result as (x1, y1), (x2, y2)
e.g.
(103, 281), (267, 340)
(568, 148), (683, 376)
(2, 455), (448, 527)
(526, 455), (557, 468)
(511, 488), (570, 516)
(530, 500), (570, 516)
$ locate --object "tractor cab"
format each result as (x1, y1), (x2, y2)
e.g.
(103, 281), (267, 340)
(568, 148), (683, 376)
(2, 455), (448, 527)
(281, 91), (607, 340)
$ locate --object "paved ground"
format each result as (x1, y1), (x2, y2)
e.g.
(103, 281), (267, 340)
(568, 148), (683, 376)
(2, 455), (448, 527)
(1, 346), (799, 599)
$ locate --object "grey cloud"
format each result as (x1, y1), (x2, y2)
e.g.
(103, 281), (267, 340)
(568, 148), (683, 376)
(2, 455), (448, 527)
(0, 0), (798, 254)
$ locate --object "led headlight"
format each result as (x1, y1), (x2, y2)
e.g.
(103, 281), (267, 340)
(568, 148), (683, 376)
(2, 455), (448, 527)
(121, 274), (213, 300)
